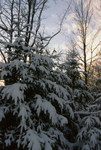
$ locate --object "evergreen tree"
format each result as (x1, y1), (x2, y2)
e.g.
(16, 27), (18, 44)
(61, 47), (94, 149)
(61, 47), (93, 108)
(63, 48), (80, 90)
(0, 36), (74, 150)
(76, 88), (101, 150)
(76, 114), (101, 150)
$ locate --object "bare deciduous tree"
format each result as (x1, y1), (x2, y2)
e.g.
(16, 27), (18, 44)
(0, 0), (70, 63)
(73, 0), (101, 85)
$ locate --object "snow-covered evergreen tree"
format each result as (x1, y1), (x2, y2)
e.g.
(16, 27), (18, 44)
(76, 86), (101, 150)
(60, 47), (95, 149)
(74, 74), (101, 150)
(76, 114), (101, 150)
(0, 35), (74, 150)
(61, 48), (80, 89)
(61, 48), (93, 109)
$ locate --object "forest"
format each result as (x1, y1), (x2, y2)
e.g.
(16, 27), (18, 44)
(0, 0), (101, 150)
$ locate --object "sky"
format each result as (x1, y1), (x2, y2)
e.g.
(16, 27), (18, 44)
(41, 0), (101, 60)
(0, 0), (101, 58)
(42, 0), (72, 53)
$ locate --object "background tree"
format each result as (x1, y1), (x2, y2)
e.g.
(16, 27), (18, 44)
(61, 42), (93, 106)
(61, 42), (81, 90)
(88, 60), (101, 87)
(72, 0), (101, 85)
(0, 0), (69, 63)
(60, 42), (94, 149)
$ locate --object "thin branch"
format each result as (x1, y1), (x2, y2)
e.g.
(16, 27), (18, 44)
(43, 1), (72, 48)
(74, 110), (101, 115)
(0, 48), (7, 63)
(31, 0), (47, 47)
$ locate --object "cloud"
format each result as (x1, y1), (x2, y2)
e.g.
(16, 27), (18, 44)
(51, 14), (58, 19)
(45, 26), (57, 33)
(63, 23), (72, 34)
(66, 12), (75, 21)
